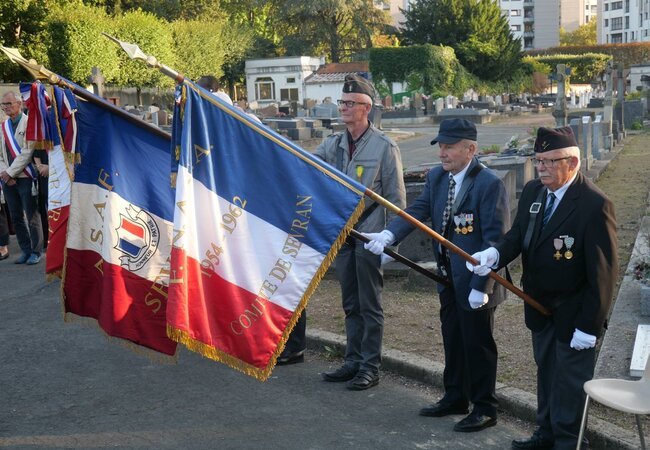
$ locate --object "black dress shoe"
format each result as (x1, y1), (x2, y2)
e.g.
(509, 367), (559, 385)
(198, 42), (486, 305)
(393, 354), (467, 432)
(0, 252), (9, 261)
(511, 430), (554, 449)
(276, 349), (305, 366)
(322, 365), (358, 382)
(453, 412), (497, 432)
(346, 370), (379, 390)
(419, 401), (469, 417)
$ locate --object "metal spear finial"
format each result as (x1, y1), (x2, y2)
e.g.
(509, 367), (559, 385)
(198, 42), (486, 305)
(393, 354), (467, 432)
(0, 46), (62, 84)
(102, 33), (184, 83)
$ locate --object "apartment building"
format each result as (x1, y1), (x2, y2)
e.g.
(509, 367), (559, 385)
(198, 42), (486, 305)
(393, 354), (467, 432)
(498, 0), (598, 50)
(598, 0), (650, 44)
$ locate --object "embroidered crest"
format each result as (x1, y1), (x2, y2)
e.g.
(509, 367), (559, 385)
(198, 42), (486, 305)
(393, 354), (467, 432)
(114, 205), (160, 271)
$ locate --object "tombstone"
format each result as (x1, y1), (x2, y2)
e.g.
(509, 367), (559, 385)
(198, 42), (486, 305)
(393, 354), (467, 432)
(148, 105), (160, 127)
(303, 98), (317, 111)
(495, 95), (503, 106)
(402, 96), (411, 109)
(445, 95), (454, 109)
(382, 95), (392, 109)
(412, 93), (423, 115)
(580, 116), (593, 171)
(616, 62), (625, 132)
(569, 118), (582, 153)
(258, 103), (280, 118)
(592, 115), (604, 160)
(553, 64), (568, 126)
(570, 90), (576, 108)
(471, 92), (479, 102)
(313, 102), (338, 118)
(426, 97), (434, 116)
(463, 90), (473, 102)
(435, 97), (445, 114)
(88, 66), (105, 98)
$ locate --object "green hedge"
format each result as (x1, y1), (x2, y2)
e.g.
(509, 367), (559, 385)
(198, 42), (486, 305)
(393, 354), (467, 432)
(527, 43), (647, 69)
(369, 44), (476, 96)
(531, 53), (611, 84)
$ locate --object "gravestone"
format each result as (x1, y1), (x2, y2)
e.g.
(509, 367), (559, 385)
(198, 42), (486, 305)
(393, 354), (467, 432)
(553, 64), (568, 126)
(592, 115), (604, 160)
(630, 324), (650, 377)
(580, 116), (593, 171)
(382, 95), (392, 109)
(412, 93), (423, 115)
(258, 104), (279, 118)
(88, 66), (105, 98)
(426, 97), (434, 116)
(435, 98), (444, 114)
(603, 61), (614, 150)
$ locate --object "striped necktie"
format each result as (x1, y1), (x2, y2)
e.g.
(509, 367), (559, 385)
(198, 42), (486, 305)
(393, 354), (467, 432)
(441, 174), (456, 236)
(542, 193), (556, 228)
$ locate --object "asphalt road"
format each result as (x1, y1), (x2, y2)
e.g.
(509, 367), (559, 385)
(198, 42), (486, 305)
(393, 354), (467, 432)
(0, 238), (533, 449)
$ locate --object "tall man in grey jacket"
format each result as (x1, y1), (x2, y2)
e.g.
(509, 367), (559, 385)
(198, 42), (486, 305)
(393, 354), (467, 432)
(0, 91), (42, 265)
(313, 74), (406, 390)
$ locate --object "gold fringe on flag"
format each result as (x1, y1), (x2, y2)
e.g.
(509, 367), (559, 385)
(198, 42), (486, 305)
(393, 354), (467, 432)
(166, 197), (365, 382)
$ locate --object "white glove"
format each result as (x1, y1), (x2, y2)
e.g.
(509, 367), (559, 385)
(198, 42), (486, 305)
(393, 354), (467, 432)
(465, 247), (499, 276)
(362, 230), (395, 255)
(380, 254), (395, 266)
(468, 289), (489, 309)
(570, 328), (597, 350)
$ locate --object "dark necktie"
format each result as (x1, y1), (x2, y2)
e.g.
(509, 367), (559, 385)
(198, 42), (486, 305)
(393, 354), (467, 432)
(542, 193), (556, 227)
(441, 174), (456, 236)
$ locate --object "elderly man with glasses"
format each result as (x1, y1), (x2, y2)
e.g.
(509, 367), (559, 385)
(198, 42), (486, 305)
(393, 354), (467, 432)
(0, 91), (43, 265)
(467, 126), (618, 450)
(279, 74), (406, 390)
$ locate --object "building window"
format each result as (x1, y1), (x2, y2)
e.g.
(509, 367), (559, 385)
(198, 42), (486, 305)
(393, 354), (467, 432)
(605, 3), (609, 11)
(280, 88), (299, 102)
(605, 18), (609, 27)
(611, 1), (623, 10)
(611, 17), (623, 30)
(255, 77), (275, 100)
(626, 15), (630, 28)
(286, 77), (296, 83)
(510, 9), (521, 16)
(611, 33), (623, 43)
(511, 24), (521, 31)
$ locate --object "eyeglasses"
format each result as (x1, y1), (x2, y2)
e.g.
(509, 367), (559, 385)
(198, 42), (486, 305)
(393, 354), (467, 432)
(337, 100), (370, 108)
(531, 156), (572, 168)
(0, 102), (17, 108)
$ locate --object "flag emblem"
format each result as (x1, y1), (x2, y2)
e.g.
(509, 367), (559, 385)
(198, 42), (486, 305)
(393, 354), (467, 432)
(115, 205), (160, 271)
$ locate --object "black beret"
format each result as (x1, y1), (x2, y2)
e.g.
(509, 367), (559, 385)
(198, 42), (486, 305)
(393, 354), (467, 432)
(534, 126), (578, 153)
(342, 74), (375, 99)
(430, 118), (477, 145)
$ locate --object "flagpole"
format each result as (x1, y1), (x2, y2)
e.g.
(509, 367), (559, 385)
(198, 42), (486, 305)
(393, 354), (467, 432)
(104, 36), (551, 317)
(0, 46), (170, 140)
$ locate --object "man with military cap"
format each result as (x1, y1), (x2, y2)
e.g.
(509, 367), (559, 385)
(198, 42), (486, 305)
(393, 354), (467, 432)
(365, 118), (510, 431)
(296, 73), (406, 389)
(468, 126), (618, 449)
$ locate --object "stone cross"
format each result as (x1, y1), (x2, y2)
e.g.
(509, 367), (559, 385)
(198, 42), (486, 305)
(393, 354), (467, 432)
(616, 62), (625, 132)
(88, 66), (105, 98)
(553, 64), (568, 126)
(603, 60), (614, 150)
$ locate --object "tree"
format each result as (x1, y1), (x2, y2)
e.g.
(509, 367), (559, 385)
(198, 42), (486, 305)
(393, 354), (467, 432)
(45, 1), (120, 85)
(0, 0), (51, 81)
(399, 0), (522, 81)
(560, 20), (597, 46)
(113, 9), (176, 97)
(280, 0), (391, 62)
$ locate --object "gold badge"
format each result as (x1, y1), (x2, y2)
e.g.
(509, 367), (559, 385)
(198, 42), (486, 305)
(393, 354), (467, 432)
(564, 236), (574, 260)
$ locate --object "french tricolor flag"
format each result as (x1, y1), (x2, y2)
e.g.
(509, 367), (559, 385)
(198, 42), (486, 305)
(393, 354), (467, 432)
(63, 98), (177, 357)
(167, 83), (365, 380)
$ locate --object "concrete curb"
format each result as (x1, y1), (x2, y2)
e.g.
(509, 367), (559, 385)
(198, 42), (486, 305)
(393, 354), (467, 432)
(307, 329), (641, 450)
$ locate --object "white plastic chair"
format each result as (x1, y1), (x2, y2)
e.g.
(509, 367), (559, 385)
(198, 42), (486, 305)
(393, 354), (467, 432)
(577, 355), (650, 449)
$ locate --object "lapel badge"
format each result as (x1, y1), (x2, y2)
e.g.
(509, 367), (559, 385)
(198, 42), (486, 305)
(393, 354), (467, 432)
(454, 215), (461, 234)
(529, 202), (542, 214)
(355, 165), (364, 181)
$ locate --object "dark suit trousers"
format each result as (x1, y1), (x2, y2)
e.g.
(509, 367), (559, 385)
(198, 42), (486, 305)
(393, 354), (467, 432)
(3, 178), (42, 256)
(283, 310), (306, 353)
(439, 287), (498, 417)
(335, 241), (384, 374)
(532, 321), (595, 450)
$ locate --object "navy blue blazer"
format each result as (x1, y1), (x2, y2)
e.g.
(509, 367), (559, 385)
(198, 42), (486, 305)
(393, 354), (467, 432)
(388, 157), (510, 310)
(495, 172), (618, 341)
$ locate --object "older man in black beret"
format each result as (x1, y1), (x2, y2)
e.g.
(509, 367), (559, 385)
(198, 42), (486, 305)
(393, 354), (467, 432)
(281, 74), (406, 389)
(365, 118), (510, 432)
(468, 126), (618, 449)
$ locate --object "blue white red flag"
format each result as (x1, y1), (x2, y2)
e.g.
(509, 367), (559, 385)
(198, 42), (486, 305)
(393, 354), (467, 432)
(19, 81), (77, 277)
(167, 82), (365, 380)
(63, 97), (177, 357)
